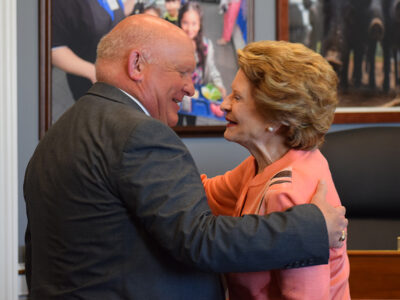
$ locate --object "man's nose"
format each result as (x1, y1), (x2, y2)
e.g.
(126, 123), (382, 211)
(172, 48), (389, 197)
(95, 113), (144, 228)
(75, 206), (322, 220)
(184, 78), (195, 97)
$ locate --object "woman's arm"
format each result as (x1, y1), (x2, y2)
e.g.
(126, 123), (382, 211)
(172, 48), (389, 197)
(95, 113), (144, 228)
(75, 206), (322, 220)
(201, 156), (256, 215)
(201, 173), (237, 215)
(52, 46), (96, 83)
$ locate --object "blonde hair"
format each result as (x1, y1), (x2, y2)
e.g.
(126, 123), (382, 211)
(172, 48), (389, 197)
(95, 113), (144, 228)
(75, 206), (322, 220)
(237, 40), (338, 150)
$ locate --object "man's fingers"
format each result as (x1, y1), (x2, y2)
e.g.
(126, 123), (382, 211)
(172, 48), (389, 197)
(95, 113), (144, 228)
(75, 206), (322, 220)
(335, 206), (348, 229)
(330, 206), (348, 248)
(331, 239), (345, 248)
(336, 205), (346, 217)
(312, 180), (327, 203)
(310, 180), (349, 248)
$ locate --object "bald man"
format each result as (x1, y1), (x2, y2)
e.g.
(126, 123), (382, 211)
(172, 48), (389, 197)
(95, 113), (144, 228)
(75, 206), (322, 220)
(24, 15), (347, 299)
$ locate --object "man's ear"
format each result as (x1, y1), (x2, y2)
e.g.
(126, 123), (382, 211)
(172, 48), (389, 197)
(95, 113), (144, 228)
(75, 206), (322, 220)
(128, 50), (144, 81)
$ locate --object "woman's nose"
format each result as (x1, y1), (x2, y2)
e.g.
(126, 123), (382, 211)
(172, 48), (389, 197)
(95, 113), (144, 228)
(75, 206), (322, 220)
(220, 95), (231, 112)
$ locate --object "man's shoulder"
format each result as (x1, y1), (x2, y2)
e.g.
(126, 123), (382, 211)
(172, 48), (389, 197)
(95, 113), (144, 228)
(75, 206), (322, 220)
(81, 94), (176, 140)
(128, 116), (182, 146)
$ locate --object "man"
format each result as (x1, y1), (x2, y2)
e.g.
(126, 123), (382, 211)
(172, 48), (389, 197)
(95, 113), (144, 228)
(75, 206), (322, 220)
(24, 15), (347, 299)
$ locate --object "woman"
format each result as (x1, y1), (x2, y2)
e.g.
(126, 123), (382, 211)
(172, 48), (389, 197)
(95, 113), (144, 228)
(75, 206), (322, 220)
(202, 40), (350, 300)
(177, 1), (226, 125)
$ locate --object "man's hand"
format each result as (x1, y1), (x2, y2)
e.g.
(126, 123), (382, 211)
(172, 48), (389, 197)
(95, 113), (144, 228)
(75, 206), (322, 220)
(311, 180), (348, 248)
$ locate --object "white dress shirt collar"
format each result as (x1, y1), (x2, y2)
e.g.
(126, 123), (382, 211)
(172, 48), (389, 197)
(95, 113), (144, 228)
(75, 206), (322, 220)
(119, 89), (151, 116)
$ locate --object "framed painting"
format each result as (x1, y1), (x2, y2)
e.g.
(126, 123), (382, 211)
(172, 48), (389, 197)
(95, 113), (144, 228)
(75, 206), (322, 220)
(38, 0), (254, 139)
(277, 0), (400, 123)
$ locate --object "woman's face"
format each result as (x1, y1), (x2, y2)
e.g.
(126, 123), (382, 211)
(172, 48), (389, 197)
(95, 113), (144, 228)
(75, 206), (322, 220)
(220, 69), (270, 148)
(180, 10), (201, 40)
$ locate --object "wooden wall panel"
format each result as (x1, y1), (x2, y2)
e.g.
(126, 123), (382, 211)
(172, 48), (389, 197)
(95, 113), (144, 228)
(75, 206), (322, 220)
(348, 250), (400, 299)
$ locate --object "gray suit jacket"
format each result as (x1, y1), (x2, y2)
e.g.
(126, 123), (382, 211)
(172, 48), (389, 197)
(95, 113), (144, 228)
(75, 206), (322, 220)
(24, 82), (329, 299)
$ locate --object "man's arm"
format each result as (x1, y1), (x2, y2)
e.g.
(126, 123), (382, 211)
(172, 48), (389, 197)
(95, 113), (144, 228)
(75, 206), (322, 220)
(116, 119), (333, 273)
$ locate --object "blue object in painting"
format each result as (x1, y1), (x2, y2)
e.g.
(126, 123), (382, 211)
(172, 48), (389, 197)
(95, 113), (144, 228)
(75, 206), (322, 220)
(237, 0), (247, 43)
(98, 0), (125, 21)
(178, 85), (226, 121)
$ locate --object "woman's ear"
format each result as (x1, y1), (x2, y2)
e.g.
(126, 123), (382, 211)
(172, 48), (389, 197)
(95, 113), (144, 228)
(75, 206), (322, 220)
(275, 122), (289, 135)
(266, 121), (284, 133)
(128, 50), (144, 81)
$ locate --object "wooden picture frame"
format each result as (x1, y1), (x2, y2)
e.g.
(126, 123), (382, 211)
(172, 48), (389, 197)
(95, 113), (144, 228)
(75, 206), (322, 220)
(39, 0), (52, 140)
(277, 0), (400, 124)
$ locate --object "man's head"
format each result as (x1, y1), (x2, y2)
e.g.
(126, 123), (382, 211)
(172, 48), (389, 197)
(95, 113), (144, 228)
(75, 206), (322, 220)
(96, 15), (196, 127)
